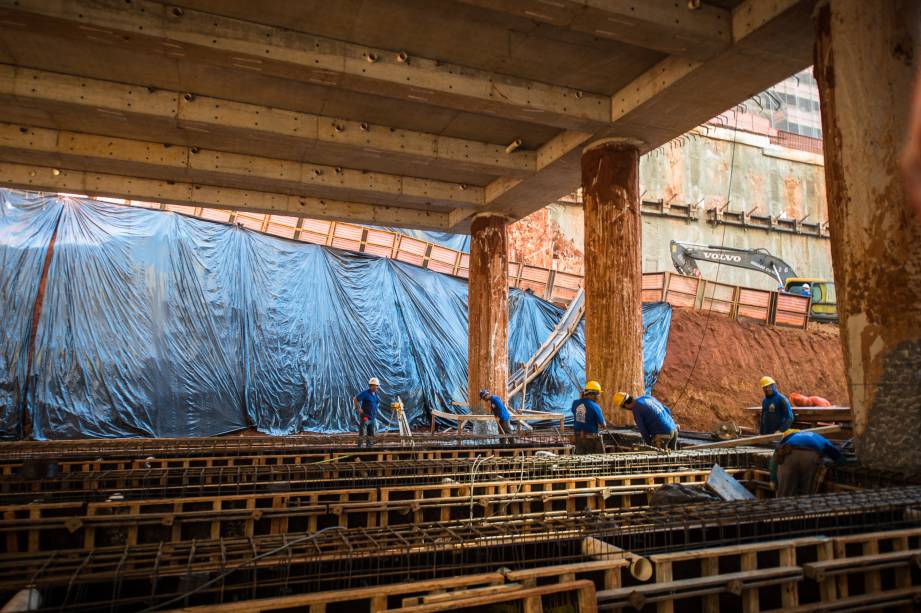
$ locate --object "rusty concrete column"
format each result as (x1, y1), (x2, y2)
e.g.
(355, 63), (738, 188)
(582, 138), (644, 424)
(814, 0), (921, 471)
(468, 213), (509, 414)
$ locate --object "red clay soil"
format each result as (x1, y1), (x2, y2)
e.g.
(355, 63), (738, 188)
(654, 308), (848, 433)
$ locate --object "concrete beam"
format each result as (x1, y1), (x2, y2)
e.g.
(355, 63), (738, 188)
(0, 162), (452, 230)
(0, 123), (484, 211)
(0, 65), (536, 179)
(449, 129), (592, 229)
(485, 0), (815, 220)
(0, 0), (612, 131)
(454, 0), (731, 61)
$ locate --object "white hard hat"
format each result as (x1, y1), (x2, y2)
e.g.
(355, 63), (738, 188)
(368, 377), (380, 386)
(802, 283), (810, 289)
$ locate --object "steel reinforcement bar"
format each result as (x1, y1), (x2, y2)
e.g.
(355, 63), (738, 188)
(1, 487), (919, 611)
(0, 449), (764, 503)
(0, 467), (764, 554)
(0, 432), (572, 461)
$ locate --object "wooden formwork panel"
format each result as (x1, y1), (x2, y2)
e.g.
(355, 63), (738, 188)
(0, 445), (573, 475)
(737, 288), (771, 322)
(0, 469), (756, 553)
(163, 573), (603, 613)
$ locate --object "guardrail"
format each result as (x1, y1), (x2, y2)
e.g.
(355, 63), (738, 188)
(126, 201), (811, 329)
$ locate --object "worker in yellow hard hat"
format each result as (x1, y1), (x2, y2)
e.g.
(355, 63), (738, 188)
(571, 380), (606, 455)
(614, 391), (679, 450)
(759, 375), (794, 435)
(771, 428), (845, 496)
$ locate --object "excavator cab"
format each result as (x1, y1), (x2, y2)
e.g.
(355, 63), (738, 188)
(783, 278), (838, 323)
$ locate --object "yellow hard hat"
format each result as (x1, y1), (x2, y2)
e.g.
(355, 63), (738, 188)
(584, 380), (602, 393)
(759, 376), (775, 388)
(613, 391), (630, 408)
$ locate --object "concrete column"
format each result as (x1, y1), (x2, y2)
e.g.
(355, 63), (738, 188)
(582, 138), (644, 424)
(468, 214), (509, 413)
(814, 0), (921, 471)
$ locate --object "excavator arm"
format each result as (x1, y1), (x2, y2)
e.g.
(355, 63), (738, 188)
(669, 241), (798, 286)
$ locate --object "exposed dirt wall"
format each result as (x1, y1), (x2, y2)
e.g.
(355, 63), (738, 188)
(653, 308), (848, 432)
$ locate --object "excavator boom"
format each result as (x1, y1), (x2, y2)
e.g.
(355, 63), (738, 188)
(670, 241), (798, 285)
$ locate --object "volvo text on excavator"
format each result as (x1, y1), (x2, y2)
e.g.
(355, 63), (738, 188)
(669, 241), (838, 323)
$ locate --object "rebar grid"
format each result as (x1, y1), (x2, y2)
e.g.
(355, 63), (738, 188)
(3, 486), (920, 611)
(0, 449), (763, 503)
(0, 432), (571, 461)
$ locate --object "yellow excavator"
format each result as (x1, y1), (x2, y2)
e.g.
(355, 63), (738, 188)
(670, 241), (838, 323)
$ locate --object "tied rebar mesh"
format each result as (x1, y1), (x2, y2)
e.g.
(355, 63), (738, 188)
(5, 486), (921, 612)
(0, 449), (763, 503)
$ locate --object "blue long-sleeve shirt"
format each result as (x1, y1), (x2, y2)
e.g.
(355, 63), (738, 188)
(779, 431), (845, 463)
(760, 385), (794, 434)
(631, 395), (677, 444)
(486, 394), (510, 421)
(571, 398), (605, 434)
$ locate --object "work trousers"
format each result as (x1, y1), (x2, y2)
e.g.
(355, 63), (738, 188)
(776, 447), (822, 497)
(358, 420), (376, 447)
(574, 432), (604, 455)
(652, 430), (678, 451)
(497, 419), (512, 444)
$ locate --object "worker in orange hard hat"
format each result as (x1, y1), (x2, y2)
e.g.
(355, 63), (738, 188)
(571, 380), (606, 455)
(759, 376), (794, 435)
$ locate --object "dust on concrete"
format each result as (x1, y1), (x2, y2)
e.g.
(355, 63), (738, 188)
(653, 308), (848, 432)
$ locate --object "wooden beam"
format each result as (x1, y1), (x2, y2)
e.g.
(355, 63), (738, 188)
(0, 162), (453, 230)
(687, 425), (842, 450)
(0, 65), (535, 179)
(454, 0), (732, 61)
(0, 0), (611, 131)
(0, 123), (484, 210)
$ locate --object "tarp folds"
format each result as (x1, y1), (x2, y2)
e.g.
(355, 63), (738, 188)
(0, 191), (673, 439)
(30, 199), (247, 439)
(507, 295), (672, 419)
(0, 192), (63, 438)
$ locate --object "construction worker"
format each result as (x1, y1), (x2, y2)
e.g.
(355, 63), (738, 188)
(353, 377), (380, 447)
(759, 376), (794, 434)
(571, 381), (606, 455)
(479, 389), (512, 442)
(772, 429), (845, 497)
(614, 392), (678, 450)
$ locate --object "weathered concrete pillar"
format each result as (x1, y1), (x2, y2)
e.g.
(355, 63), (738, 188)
(468, 214), (509, 413)
(582, 138), (644, 424)
(814, 0), (921, 471)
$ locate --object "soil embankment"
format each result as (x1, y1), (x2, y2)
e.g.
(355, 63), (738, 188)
(654, 308), (847, 432)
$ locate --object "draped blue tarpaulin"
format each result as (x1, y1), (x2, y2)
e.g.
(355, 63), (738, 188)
(0, 192), (63, 438)
(0, 191), (673, 439)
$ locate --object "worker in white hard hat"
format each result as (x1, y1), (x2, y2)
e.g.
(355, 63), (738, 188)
(353, 377), (381, 447)
(759, 376), (794, 435)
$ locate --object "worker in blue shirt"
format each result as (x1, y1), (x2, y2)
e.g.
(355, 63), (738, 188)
(571, 380), (606, 455)
(353, 377), (381, 447)
(479, 389), (512, 443)
(614, 392), (679, 450)
(759, 376), (794, 434)
(772, 429), (845, 496)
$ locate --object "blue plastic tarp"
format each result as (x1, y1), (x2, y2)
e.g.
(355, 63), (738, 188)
(507, 294), (672, 421)
(377, 227), (470, 253)
(0, 191), (672, 439)
(0, 192), (62, 438)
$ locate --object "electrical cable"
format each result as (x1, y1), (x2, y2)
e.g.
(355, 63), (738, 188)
(138, 525), (346, 612)
(671, 105), (743, 414)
